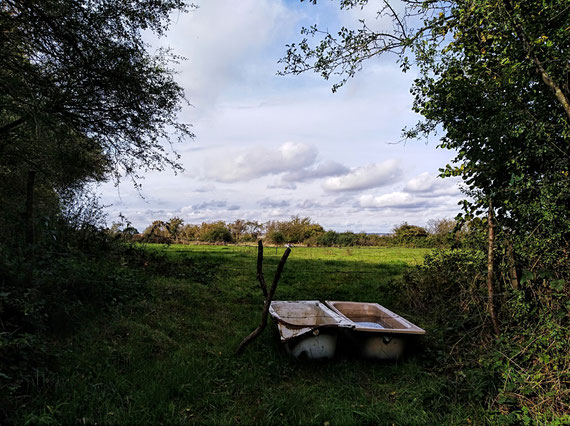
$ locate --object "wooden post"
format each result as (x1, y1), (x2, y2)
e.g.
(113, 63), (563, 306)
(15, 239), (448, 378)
(257, 240), (268, 298)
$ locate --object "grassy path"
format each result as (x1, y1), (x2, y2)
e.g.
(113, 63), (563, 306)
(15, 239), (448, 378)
(21, 245), (481, 424)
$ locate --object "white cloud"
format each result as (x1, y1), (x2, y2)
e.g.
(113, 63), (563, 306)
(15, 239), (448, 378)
(192, 200), (228, 210)
(322, 160), (402, 192)
(204, 142), (317, 182)
(357, 192), (430, 209)
(194, 184), (216, 193)
(404, 172), (461, 197)
(258, 198), (290, 208)
(268, 181), (297, 190)
(296, 199), (324, 209)
(99, 2), (464, 233)
(283, 160), (350, 182)
(160, 0), (296, 114)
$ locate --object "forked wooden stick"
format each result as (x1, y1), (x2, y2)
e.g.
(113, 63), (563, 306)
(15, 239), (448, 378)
(237, 241), (291, 355)
(257, 240), (268, 298)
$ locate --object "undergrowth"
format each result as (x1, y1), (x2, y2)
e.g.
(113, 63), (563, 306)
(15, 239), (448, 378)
(0, 235), (222, 421)
(403, 249), (569, 423)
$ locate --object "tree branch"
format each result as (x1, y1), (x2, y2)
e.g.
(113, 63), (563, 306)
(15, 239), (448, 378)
(503, 0), (570, 121)
(0, 115), (29, 135)
(487, 200), (500, 336)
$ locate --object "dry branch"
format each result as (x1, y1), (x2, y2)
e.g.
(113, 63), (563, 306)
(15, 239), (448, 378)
(256, 239), (268, 298)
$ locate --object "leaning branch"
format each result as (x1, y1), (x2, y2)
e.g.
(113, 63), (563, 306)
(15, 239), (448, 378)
(0, 115), (29, 135)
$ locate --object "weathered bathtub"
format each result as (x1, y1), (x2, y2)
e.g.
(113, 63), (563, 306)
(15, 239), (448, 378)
(269, 300), (354, 359)
(269, 300), (425, 360)
(325, 301), (425, 360)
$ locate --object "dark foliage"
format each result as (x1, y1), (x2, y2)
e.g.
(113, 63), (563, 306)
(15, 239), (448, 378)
(402, 245), (569, 421)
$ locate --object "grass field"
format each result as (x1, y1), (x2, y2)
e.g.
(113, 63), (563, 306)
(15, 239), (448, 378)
(20, 244), (484, 424)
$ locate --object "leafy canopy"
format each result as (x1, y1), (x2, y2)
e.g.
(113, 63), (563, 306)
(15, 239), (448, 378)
(281, 0), (569, 256)
(0, 0), (194, 186)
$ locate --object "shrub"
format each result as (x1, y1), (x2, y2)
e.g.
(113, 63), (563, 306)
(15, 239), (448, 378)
(393, 222), (428, 246)
(202, 226), (233, 243)
(266, 230), (285, 245)
(316, 230), (338, 246)
(336, 232), (359, 247)
(0, 226), (148, 421)
(402, 247), (570, 422)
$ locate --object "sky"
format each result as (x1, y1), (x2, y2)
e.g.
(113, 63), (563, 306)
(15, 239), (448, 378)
(99, 0), (464, 233)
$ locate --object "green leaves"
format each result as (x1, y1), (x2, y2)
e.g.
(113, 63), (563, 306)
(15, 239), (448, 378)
(549, 279), (565, 292)
(520, 270), (535, 285)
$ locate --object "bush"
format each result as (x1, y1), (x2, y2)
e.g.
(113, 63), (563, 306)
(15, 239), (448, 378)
(316, 230), (338, 246)
(202, 226), (233, 243)
(403, 248), (488, 332)
(0, 223), (148, 420)
(266, 230), (285, 245)
(401, 247), (569, 422)
(393, 222), (428, 246)
(336, 232), (359, 247)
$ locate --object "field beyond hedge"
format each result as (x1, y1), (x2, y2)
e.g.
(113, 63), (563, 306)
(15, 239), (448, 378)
(18, 244), (486, 424)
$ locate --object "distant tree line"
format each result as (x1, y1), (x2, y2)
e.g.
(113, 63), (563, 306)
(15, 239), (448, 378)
(110, 215), (463, 248)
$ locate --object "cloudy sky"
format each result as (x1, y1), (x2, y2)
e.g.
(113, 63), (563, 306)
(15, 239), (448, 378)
(100, 0), (464, 233)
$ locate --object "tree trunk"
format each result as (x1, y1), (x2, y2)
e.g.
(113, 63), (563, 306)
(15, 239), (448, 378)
(487, 201), (500, 336)
(24, 170), (36, 287)
(506, 239), (519, 290)
(24, 170), (36, 247)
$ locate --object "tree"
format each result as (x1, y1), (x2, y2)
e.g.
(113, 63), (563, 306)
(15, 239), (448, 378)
(181, 223), (200, 241)
(282, 1), (570, 115)
(393, 222), (428, 246)
(426, 218), (456, 236)
(229, 219), (247, 242)
(1, 0), (192, 177)
(281, 0), (569, 298)
(281, 1), (569, 416)
(1, 0), (193, 249)
(244, 220), (263, 241)
(202, 225), (233, 244)
(407, 0), (569, 266)
(166, 217), (184, 242)
(143, 220), (171, 243)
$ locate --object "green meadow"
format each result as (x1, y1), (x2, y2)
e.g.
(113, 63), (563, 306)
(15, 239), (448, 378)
(20, 244), (483, 424)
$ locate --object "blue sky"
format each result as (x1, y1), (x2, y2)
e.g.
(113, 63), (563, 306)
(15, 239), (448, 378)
(100, 0), (463, 233)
